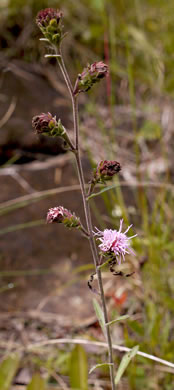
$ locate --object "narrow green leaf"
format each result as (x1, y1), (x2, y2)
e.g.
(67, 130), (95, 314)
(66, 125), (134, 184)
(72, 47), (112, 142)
(93, 298), (105, 336)
(27, 373), (46, 390)
(115, 345), (139, 385)
(98, 257), (112, 270)
(0, 219), (44, 236)
(69, 345), (88, 390)
(89, 363), (114, 375)
(87, 184), (117, 200)
(0, 354), (20, 390)
(106, 315), (130, 327)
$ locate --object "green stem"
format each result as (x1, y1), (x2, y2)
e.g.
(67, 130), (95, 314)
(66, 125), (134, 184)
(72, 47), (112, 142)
(56, 48), (116, 390)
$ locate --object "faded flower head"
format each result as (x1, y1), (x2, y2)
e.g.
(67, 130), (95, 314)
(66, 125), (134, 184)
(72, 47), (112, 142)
(74, 61), (108, 95)
(36, 8), (62, 27)
(32, 112), (65, 137)
(36, 8), (63, 45)
(94, 160), (121, 183)
(94, 219), (137, 264)
(46, 206), (80, 228)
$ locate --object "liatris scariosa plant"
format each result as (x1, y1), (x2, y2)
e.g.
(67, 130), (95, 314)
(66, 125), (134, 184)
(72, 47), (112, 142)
(34, 8), (138, 389)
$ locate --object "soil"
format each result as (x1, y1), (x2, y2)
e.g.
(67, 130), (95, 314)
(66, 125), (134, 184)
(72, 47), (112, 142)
(0, 61), (96, 326)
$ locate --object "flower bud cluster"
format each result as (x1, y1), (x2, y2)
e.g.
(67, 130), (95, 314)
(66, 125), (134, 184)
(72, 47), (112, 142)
(47, 206), (80, 228)
(93, 160), (121, 183)
(32, 113), (65, 137)
(74, 61), (108, 95)
(36, 8), (63, 45)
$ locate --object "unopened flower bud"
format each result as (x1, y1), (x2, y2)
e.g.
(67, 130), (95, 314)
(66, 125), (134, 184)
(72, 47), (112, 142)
(73, 61), (108, 95)
(46, 206), (80, 228)
(32, 113), (65, 137)
(94, 160), (121, 183)
(36, 8), (63, 45)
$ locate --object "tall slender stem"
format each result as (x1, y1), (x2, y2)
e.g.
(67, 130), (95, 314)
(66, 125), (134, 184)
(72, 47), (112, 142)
(56, 51), (115, 390)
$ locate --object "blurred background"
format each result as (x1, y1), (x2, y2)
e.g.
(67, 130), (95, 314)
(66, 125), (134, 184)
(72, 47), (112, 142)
(0, 0), (174, 389)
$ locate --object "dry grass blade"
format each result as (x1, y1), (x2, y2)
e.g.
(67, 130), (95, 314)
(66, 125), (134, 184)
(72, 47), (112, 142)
(0, 96), (17, 128)
(25, 338), (174, 370)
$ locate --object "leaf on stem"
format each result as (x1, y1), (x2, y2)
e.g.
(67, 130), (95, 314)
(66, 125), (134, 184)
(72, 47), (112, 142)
(106, 315), (130, 327)
(115, 345), (139, 385)
(39, 38), (50, 42)
(87, 184), (117, 200)
(93, 298), (105, 336)
(89, 362), (114, 375)
(45, 54), (61, 58)
(98, 258), (112, 270)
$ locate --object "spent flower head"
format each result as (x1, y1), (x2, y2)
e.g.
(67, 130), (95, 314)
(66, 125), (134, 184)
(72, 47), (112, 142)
(94, 219), (137, 264)
(32, 112), (65, 137)
(36, 8), (63, 45)
(74, 61), (108, 95)
(46, 206), (80, 228)
(94, 160), (121, 183)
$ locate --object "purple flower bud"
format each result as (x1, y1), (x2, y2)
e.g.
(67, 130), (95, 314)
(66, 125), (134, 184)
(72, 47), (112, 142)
(32, 113), (65, 137)
(36, 8), (63, 27)
(94, 160), (121, 183)
(74, 61), (108, 95)
(36, 8), (63, 45)
(46, 206), (80, 228)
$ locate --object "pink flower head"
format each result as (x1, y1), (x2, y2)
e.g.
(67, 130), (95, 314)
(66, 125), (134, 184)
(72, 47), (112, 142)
(36, 8), (63, 28)
(32, 112), (65, 137)
(46, 206), (80, 228)
(47, 206), (66, 223)
(85, 61), (109, 79)
(73, 61), (108, 95)
(94, 219), (137, 264)
(36, 8), (63, 45)
(32, 112), (56, 134)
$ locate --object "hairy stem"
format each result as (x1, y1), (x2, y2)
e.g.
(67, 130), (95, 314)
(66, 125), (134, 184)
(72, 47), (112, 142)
(57, 49), (115, 390)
